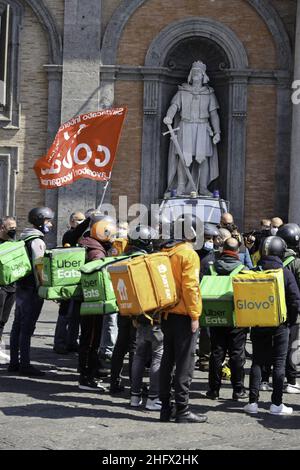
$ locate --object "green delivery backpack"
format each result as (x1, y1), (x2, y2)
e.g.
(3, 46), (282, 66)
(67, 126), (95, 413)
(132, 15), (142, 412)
(80, 255), (137, 316)
(38, 284), (83, 301)
(200, 264), (245, 327)
(35, 247), (86, 287)
(0, 240), (32, 285)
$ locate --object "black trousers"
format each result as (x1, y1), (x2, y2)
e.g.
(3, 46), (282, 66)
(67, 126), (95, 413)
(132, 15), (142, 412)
(249, 324), (289, 406)
(159, 314), (198, 409)
(286, 323), (299, 385)
(209, 327), (247, 393)
(79, 314), (103, 378)
(0, 288), (16, 338)
(110, 315), (137, 386)
(54, 300), (80, 349)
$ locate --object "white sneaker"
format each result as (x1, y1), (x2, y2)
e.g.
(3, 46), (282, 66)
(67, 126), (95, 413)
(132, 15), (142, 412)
(244, 403), (258, 414)
(130, 395), (142, 407)
(270, 403), (293, 415)
(145, 398), (162, 411)
(259, 382), (273, 391)
(285, 383), (300, 394)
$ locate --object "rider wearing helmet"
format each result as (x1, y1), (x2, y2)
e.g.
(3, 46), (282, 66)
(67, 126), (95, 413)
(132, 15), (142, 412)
(109, 224), (158, 396)
(275, 224), (300, 394)
(9, 207), (54, 377)
(245, 236), (300, 416)
(159, 214), (207, 424)
(78, 216), (117, 392)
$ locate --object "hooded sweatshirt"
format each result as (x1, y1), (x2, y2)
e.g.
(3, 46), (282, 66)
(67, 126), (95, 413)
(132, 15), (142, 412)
(18, 227), (46, 289)
(79, 235), (109, 262)
(258, 255), (300, 325)
(213, 251), (245, 276)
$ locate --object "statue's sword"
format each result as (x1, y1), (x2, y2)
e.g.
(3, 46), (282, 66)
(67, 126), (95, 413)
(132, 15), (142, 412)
(163, 123), (197, 193)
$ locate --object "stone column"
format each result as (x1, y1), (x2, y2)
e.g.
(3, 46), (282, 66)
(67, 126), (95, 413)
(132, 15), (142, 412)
(289, 0), (300, 223)
(56, 0), (102, 243)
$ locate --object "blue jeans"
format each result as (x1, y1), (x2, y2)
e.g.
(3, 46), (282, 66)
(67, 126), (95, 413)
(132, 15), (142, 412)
(10, 286), (44, 367)
(131, 323), (164, 398)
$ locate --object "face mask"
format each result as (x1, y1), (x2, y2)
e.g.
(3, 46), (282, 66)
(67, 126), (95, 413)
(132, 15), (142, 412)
(118, 229), (128, 238)
(43, 223), (52, 234)
(270, 227), (278, 236)
(7, 229), (16, 239)
(204, 241), (214, 251)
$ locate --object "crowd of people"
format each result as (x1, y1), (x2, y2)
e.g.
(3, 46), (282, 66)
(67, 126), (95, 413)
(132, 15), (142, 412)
(0, 207), (299, 423)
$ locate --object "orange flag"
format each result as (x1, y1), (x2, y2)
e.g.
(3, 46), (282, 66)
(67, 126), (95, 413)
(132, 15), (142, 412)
(34, 108), (127, 189)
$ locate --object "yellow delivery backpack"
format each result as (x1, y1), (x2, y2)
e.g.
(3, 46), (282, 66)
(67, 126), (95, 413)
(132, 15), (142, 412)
(232, 269), (287, 327)
(108, 253), (178, 315)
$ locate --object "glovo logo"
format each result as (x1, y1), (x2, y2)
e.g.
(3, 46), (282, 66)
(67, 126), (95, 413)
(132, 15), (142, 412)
(236, 296), (274, 311)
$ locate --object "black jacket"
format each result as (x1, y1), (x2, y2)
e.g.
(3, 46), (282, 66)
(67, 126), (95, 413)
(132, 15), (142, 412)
(197, 248), (216, 280)
(258, 255), (300, 325)
(62, 217), (90, 247)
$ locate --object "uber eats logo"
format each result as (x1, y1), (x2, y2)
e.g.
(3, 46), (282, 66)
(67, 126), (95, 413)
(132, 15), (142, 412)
(56, 259), (82, 279)
(11, 261), (26, 277)
(82, 279), (100, 299)
(205, 309), (228, 325)
(236, 296), (274, 311)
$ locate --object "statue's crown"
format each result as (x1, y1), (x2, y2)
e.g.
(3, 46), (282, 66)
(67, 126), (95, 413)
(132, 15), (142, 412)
(191, 61), (206, 73)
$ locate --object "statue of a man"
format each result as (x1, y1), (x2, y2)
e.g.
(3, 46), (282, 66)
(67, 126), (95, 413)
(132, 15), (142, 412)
(164, 61), (221, 196)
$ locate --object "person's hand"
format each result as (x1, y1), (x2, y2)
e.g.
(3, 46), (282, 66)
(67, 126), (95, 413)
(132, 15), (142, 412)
(191, 319), (199, 333)
(213, 133), (221, 145)
(163, 116), (173, 125)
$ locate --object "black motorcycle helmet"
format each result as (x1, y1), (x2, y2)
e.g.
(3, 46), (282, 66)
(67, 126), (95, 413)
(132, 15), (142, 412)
(276, 223), (300, 249)
(28, 207), (54, 230)
(260, 236), (287, 259)
(128, 224), (158, 253)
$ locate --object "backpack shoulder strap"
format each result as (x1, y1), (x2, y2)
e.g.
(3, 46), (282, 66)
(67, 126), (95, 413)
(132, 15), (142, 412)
(209, 265), (218, 276)
(229, 264), (245, 277)
(283, 256), (295, 268)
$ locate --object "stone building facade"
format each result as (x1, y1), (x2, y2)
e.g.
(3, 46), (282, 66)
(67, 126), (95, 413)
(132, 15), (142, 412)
(0, 0), (299, 242)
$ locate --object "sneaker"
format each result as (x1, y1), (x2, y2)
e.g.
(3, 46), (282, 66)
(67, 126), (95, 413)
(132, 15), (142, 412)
(285, 383), (300, 394)
(130, 395), (142, 407)
(244, 402), (258, 414)
(19, 365), (45, 377)
(145, 398), (162, 411)
(175, 411), (208, 424)
(78, 377), (106, 391)
(206, 390), (219, 400)
(232, 390), (248, 401)
(260, 382), (273, 391)
(270, 403), (293, 415)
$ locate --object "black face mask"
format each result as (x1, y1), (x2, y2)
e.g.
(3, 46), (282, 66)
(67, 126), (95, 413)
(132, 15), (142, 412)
(7, 229), (16, 239)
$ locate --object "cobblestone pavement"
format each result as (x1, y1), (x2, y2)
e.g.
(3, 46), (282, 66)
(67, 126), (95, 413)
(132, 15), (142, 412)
(0, 301), (299, 450)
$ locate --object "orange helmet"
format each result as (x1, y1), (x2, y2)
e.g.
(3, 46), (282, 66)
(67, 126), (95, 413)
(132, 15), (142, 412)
(90, 218), (117, 242)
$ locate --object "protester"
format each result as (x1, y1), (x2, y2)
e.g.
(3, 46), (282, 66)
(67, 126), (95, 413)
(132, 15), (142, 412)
(205, 238), (248, 401)
(159, 214), (207, 423)
(8, 207), (54, 376)
(0, 217), (17, 357)
(244, 236), (300, 415)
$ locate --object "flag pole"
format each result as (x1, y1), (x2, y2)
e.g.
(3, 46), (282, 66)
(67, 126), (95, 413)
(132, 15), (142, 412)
(97, 178), (111, 211)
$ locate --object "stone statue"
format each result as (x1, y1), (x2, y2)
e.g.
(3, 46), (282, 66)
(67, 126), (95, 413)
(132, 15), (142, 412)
(163, 61), (221, 196)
